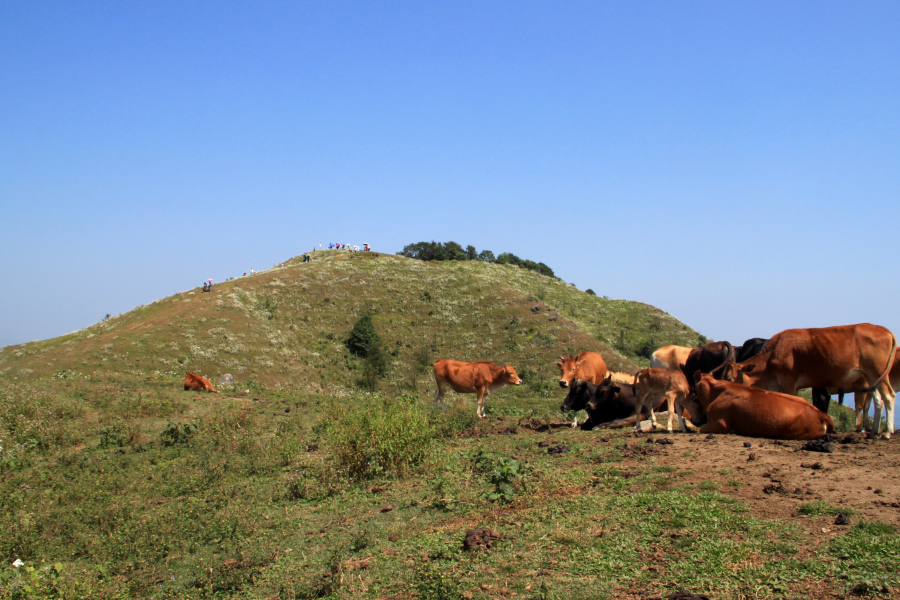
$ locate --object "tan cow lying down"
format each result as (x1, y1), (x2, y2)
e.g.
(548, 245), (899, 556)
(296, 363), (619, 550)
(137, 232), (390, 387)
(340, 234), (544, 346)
(650, 345), (693, 371)
(632, 368), (693, 433)
(557, 351), (607, 427)
(688, 373), (833, 440)
(433, 360), (523, 418)
(722, 323), (896, 438)
(184, 372), (218, 393)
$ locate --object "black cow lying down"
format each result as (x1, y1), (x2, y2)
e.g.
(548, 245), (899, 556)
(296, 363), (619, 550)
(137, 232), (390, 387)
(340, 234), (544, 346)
(561, 376), (655, 430)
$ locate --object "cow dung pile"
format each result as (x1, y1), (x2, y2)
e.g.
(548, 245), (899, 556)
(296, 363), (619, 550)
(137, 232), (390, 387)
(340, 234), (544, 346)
(800, 437), (835, 453)
(463, 528), (501, 551)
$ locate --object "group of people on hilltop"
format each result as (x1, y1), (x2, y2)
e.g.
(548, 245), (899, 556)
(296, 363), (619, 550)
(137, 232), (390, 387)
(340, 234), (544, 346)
(201, 243), (374, 289)
(328, 242), (370, 252)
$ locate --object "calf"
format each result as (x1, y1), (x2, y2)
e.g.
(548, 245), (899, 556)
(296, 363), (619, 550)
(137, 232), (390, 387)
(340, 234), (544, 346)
(722, 324), (897, 438)
(557, 351), (608, 427)
(631, 368), (694, 433)
(433, 359), (523, 418)
(184, 372), (218, 393)
(691, 373), (834, 440)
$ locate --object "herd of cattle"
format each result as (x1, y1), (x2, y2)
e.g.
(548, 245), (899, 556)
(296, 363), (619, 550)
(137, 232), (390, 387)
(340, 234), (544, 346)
(431, 323), (899, 441)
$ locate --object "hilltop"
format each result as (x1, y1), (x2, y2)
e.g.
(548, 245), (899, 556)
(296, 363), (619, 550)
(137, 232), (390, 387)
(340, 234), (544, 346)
(0, 249), (704, 391)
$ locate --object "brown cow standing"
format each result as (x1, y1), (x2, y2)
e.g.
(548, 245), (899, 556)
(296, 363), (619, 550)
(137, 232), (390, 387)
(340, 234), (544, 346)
(650, 345), (693, 371)
(631, 368), (694, 433)
(721, 324), (897, 439)
(557, 352), (608, 427)
(433, 360), (523, 418)
(689, 373), (834, 440)
(184, 372), (218, 393)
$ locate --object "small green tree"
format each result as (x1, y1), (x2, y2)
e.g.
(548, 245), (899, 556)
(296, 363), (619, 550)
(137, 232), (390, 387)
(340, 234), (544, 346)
(347, 314), (381, 357)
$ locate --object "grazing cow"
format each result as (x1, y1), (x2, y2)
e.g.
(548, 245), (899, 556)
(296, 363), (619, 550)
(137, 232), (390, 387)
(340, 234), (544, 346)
(721, 324), (897, 438)
(650, 345), (693, 371)
(184, 372), (218, 393)
(681, 341), (736, 389)
(631, 368), (693, 433)
(690, 373), (834, 440)
(557, 352), (608, 427)
(433, 360), (523, 418)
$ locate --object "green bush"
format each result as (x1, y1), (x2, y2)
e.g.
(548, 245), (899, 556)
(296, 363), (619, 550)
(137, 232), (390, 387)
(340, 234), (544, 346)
(346, 314), (381, 358)
(327, 395), (436, 479)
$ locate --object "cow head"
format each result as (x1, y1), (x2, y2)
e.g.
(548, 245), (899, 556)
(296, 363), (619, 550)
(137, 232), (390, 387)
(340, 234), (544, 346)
(680, 391), (707, 427)
(561, 378), (590, 413)
(502, 365), (523, 386)
(556, 356), (578, 387)
(721, 362), (754, 384)
(586, 374), (617, 412)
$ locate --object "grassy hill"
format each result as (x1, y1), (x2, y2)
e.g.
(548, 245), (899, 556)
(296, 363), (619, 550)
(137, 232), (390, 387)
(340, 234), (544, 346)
(0, 249), (703, 392)
(0, 250), (885, 600)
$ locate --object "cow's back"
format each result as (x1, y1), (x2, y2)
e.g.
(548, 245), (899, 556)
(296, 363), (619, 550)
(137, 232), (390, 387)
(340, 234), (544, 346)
(651, 345), (693, 371)
(575, 351), (608, 384)
(433, 359), (497, 390)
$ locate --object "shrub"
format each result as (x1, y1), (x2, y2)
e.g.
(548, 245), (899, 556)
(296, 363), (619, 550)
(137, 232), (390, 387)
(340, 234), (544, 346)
(346, 314), (381, 358)
(327, 395), (436, 479)
(585, 288), (596, 296)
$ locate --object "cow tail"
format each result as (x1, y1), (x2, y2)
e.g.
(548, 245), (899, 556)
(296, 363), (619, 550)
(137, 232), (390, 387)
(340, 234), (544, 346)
(632, 369), (642, 396)
(865, 333), (898, 393)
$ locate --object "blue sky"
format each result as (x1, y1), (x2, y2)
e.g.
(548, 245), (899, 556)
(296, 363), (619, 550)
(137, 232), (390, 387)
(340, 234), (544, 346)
(2, 1), (898, 351)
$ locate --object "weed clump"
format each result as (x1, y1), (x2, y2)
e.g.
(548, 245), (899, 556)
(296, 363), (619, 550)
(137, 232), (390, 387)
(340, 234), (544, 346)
(327, 395), (435, 479)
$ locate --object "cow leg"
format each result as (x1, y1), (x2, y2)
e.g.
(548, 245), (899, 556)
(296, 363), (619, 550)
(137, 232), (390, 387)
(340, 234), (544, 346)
(433, 383), (446, 413)
(870, 389), (885, 439)
(876, 381), (896, 439)
(854, 391), (869, 432)
(665, 392), (676, 433)
(633, 393), (646, 432)
(476, 387), (487, 419)
(698, 419), (729, 434)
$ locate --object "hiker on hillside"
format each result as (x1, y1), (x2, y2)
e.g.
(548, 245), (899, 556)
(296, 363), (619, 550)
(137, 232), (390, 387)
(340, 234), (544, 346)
(202, 282), (209, 292)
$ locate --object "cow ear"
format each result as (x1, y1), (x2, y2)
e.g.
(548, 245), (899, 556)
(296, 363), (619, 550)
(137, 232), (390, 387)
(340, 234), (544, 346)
(576, 360), (584, 368)
(741, 364), (756, 373)
(556, 362), (563, 368)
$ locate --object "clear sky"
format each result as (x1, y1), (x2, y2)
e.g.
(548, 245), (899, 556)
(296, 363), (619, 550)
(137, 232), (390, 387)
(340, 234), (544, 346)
(2, 1), (898, 350)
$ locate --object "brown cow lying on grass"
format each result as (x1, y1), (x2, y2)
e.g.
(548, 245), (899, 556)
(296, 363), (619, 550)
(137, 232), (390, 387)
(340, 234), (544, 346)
(433, 360), (523, 418)
(184, 372), (218, 393)
(632, 368), (692, 433)
(557, 351), (608, 427)
(687, 373), (834, 440)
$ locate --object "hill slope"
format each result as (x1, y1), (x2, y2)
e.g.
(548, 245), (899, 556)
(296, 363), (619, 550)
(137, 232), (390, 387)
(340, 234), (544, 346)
(0, 250), (703, 391)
